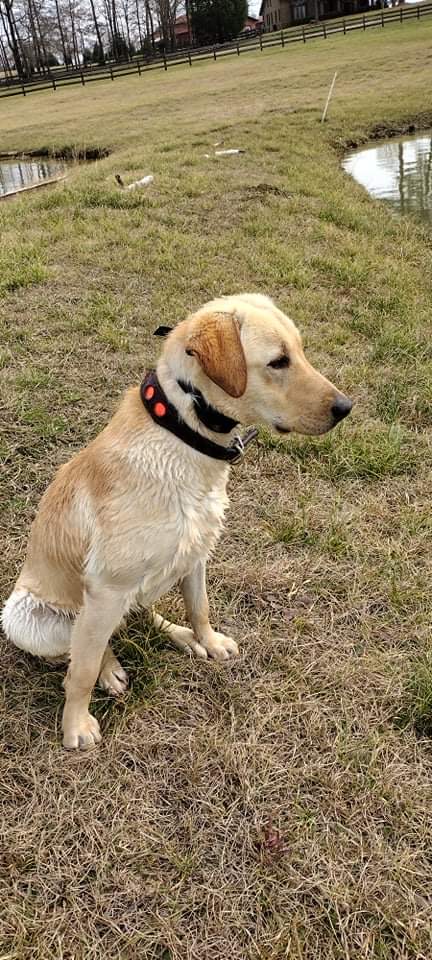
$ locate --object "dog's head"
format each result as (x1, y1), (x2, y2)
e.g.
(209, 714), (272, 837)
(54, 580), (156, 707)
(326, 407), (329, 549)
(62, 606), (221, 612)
(161, 293), (352, 436)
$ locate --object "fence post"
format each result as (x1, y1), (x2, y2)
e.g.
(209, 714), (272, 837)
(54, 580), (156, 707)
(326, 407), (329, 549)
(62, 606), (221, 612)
(236, 41), (240, 55)
(343, 17), (346, 33)
(417, 3), (420, 16)
(109, 62), (114, 80)
(259, 32), (263, 49)
(21, 81), (26, 96)
(323, 21), (327, 37)
(281, 29), (285, 46)
(80, 70), (85, 85)
(163, 53), (167, 70)
(52, 75), (56, 90)
(381, 10), (384, 26)
(188, 50), (192, 66)
(213, 45), (217, 59)
(302, 25), (306, 42)
(137, 60), (141, 76)
(400, 6), (403, 21)
(362, 14), (366, 29)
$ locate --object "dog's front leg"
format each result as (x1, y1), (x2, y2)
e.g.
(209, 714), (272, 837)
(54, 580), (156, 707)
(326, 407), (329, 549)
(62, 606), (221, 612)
(62, 585), (125, 750)
(181, 560), (239, 661)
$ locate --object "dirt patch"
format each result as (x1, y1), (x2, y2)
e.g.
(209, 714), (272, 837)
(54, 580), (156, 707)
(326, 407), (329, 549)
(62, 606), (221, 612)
(334, 111), (432, 152)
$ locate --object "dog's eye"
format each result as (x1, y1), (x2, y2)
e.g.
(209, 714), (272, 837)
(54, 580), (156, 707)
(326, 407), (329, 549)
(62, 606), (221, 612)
(268, 355), (290, 369)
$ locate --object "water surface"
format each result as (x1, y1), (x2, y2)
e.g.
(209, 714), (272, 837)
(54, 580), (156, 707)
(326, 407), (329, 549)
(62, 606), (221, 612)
(0, 159), (66, 197)
(343, 132), (432, 226)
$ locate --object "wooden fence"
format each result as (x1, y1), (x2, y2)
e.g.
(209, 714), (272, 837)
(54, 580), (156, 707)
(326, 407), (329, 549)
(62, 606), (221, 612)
(1, 3), (431, 99)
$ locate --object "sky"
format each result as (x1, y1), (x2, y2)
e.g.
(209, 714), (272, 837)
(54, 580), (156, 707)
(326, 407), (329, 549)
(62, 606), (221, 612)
(249, 1), (261, 14)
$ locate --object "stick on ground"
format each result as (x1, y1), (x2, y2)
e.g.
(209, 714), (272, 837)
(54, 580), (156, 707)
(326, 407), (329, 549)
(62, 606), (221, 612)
(321, 70), (338, 123)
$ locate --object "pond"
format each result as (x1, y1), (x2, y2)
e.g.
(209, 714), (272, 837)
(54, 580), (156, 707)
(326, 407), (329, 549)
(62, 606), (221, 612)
(343, 131), (432, 226)
(0, 158), (66, 198)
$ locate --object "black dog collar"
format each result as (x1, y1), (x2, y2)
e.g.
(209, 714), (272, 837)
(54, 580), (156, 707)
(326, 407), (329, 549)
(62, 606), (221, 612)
(177, 379), (238, 434)
(140, 371), (257, 464)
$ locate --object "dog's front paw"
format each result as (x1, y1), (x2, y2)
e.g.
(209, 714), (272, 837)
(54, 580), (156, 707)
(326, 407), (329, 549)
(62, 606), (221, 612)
(62, 711), (102, 751)
(203, 631), (239, 661)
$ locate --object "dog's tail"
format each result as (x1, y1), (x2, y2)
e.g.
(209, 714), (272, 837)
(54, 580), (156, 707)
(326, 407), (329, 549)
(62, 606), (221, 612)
(1, 589), (74, 658)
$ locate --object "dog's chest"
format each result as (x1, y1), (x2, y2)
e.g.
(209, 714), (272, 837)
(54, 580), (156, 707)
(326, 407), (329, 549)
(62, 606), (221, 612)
(126, 473), (229, 604)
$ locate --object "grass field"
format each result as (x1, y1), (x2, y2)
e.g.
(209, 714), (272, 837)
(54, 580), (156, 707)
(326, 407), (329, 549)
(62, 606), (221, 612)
(1, 20), (432, 960)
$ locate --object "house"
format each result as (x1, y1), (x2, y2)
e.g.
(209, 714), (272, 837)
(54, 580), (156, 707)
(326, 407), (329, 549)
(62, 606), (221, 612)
(155, 13), (263, 49)
(153, 14), (191, 49)
(169, 14), (191, 48)
(259, 0), (368, 28)
(242, 15), (264, 31)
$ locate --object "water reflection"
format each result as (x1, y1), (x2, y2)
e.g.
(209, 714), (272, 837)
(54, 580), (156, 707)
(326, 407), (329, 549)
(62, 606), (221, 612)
(343, 132), (432, 226)
(0, 159), (65, 197)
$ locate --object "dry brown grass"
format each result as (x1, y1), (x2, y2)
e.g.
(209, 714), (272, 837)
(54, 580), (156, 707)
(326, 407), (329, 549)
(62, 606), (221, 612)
(1, 20), (432, 959)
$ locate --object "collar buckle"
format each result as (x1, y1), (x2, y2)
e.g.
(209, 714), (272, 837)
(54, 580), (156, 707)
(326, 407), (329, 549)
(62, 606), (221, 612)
(231, 428), (259, 463)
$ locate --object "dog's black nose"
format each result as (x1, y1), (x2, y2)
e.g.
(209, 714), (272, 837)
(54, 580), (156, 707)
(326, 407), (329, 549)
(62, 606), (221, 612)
(331, 395), (353, 423)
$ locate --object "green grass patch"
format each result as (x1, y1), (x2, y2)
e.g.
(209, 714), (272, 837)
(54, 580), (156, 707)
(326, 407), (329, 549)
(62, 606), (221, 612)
(373, 324), (432, 364)
(375, 369), (432, 426)
(375, 379), (410, 424)
(398, 654), (432, 737)
(20, 405), (68, 439)
(0, 241), (48, 295)
(271, 515), (319, 548)
(271, 512), (351, 558)
(260, 423), (418, 480)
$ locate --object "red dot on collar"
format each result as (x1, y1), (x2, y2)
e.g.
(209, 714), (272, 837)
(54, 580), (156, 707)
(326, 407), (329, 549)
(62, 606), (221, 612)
(144, 385), (155, 401)
(154, 401), (167, 418)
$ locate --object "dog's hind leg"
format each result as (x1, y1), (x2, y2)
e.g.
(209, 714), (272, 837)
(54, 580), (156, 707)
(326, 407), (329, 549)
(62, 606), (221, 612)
(1, 589), (74, 659)
(98, 644), (128, 696)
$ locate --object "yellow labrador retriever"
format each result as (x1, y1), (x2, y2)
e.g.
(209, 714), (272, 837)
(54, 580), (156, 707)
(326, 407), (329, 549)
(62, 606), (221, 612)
(2, 294), (352, 749)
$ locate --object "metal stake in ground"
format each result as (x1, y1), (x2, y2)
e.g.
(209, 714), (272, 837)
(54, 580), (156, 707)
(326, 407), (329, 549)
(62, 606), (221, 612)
(321, 71), (338, 123)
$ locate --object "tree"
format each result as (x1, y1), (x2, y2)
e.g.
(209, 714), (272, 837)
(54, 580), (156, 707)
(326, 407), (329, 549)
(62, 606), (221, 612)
(189, 0), (247, 44)
(53, 0), (71, 66)
(120, 0), (131, 49)
(133, 0), (143, 50)
(0, 0), (155, 75)
(0, 0), (29, 76)
(144, 0), (155, 48)
(47, 0), (91, 67)
(91, 37), (104, 59)
(0, 24), (14, 74)
(88, 0), (104, 60)
(108, 27), (128, 57)
(151, 0), (181, 51)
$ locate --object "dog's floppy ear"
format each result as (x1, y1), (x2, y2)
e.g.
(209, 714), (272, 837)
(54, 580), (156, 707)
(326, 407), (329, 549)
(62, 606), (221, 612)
(185, 311), (247, 398)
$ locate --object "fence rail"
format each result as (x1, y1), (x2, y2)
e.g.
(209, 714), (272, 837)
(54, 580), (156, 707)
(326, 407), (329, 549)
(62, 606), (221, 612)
(1, 3), (431, 99)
